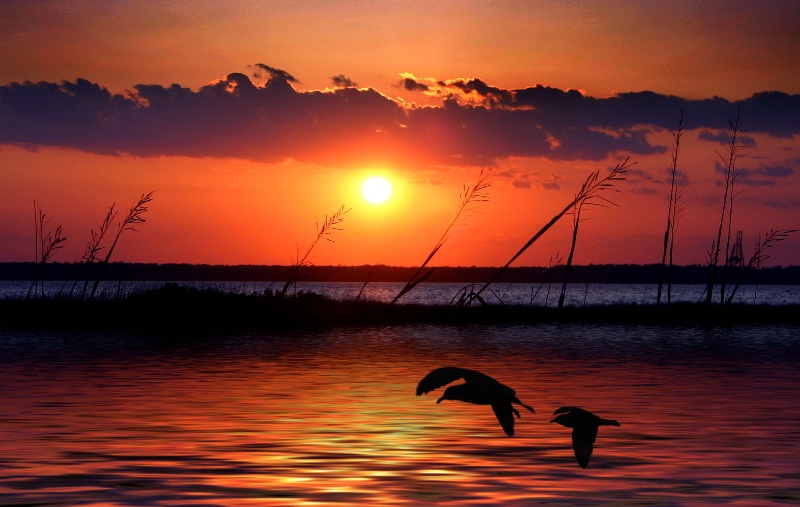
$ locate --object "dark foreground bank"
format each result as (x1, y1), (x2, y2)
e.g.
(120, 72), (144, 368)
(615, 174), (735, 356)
(2, 283), (799, 334)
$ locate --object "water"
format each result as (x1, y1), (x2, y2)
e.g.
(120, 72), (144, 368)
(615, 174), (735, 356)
(2, 323), (799, 506)
(5, 281), (800, 306)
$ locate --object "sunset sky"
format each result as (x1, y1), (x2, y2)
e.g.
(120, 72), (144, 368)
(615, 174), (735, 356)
(2, 0), (799, 269)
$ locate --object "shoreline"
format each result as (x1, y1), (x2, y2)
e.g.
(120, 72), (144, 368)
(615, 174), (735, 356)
(3, 262), (800, 285)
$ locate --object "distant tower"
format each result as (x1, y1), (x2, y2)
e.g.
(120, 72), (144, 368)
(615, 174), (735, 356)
(729, 231), (744, 266)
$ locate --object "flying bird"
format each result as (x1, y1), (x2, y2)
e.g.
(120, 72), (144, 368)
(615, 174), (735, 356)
(416, 366), (535, 436)
(550, 406), (621, 468)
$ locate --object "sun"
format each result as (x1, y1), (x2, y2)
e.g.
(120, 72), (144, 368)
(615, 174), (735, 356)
(361, 176), (392, 204)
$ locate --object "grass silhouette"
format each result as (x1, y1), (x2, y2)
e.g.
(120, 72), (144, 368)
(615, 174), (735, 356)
(392, 169), (490, 304)
(705, 110), (748, 305)
(281, 205), (350, 297)
(464, 158), (632, 306)
(657, 106), (687, 305)
(725, 228), (797, 304)
(89, 191), (154, 299)
(26, 201), (67, 299)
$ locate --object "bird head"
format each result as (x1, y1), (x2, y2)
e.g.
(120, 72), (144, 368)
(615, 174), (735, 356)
(436, 385), (458, 403)
(550, 413), (577, 427)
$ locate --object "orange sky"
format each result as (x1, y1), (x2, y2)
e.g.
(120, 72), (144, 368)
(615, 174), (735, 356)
(1, 1), (799, 268)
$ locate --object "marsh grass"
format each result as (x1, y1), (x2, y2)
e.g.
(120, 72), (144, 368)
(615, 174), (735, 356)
(70, 203), (116, 299)
(281, 205), (350, 297)
(463, 159), (632, 306)
(658, 106), (687, 304)
(3, 283), (799, 334)
(557, 199), (585, 309)
(26, 201), (67, 299)
(558, 163), (627, 309)
(449, 283), (501, 306)
(391, 169), (490, 304)
(354, 264), (377, 301)
(536, 253), (564, 307)
(705, 110), (748, 305)
(89, 191), (154, 299)
(726, 228), (797, 304)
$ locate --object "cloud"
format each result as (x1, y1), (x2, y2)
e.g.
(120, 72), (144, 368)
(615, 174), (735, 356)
(762, 198), (800, 210)
(714, 161), (795, 187)
(331, 75), (357, 88)
(737, 163), (795, 186)
(2, 66), (799, 168)
(697, 129), (757, 146)
(251, 63), (298, 83)
(414, 77), (800, 138)
(400, 75), (429, 92)
(626, 167), (655, 183)
(631, 187), (659, 196)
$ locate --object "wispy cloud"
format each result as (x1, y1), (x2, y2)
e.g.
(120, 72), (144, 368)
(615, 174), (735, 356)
(250, 63), (299, 83)
(714, 161), (795, 187)
(738, 163), (795, 187)
(330, 75), (358, 88)
(698, 129), (757, 146)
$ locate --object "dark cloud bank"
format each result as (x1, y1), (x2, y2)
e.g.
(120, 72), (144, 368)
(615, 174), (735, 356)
(2, 66), (798, 169)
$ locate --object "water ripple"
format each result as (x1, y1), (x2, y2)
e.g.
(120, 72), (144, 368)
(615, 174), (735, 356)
(1, 324), (799, 505)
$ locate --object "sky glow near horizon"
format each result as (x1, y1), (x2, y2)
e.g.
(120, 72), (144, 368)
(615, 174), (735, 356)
(1, 1), (799, 268)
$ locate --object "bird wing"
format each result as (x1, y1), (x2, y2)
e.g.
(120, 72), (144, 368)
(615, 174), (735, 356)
(571, 425), (599, 468)
(491, 402), (515, 437)
(416, 366), (495, 395)
(553, 406), (593, 417)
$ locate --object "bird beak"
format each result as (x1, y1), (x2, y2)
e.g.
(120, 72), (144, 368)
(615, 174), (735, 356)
(436, 396), (445, 404)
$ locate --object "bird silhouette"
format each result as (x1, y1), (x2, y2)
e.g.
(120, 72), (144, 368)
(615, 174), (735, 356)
(550, 406), (620, 468)
(416, 366), (535, 436)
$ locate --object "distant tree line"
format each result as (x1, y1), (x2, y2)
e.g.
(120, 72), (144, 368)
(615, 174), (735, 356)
(1, 262), (798, 285)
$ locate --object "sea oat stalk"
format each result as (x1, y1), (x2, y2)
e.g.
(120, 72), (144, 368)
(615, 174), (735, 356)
(658, 106), (686, 304)
(89, 191), (154, 299)
(69, 204), (117, 298)
(27, 201), (67, 299)
(467, 158), (631, 305)
(391, 169), (490, 304)
(557, 200), (585, 309)
(281, 205), (350, 297)
(705, 110), (748, 305)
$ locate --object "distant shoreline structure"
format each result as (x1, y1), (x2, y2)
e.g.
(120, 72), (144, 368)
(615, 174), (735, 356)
(2, 262), (799, 285)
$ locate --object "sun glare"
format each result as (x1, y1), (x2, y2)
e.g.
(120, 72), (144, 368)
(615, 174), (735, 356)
(361, 176), (392, 204)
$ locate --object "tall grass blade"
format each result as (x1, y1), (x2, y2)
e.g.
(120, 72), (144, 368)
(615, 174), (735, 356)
(658, 106), (686, 304)
(70, 204), (117, 298)
(705, 109), (748, 304)
(391, 169), (490, 304)
(280, 205), (350, 297)
(467, 158), (632, 304)
(90, 191), (154, 299)
(557, 200), (585, 309)
(26, 201), (67, 299)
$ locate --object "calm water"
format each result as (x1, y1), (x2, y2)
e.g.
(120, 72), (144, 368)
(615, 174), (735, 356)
(2, 323), (799, 506)
(5, 281), (800, 306)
